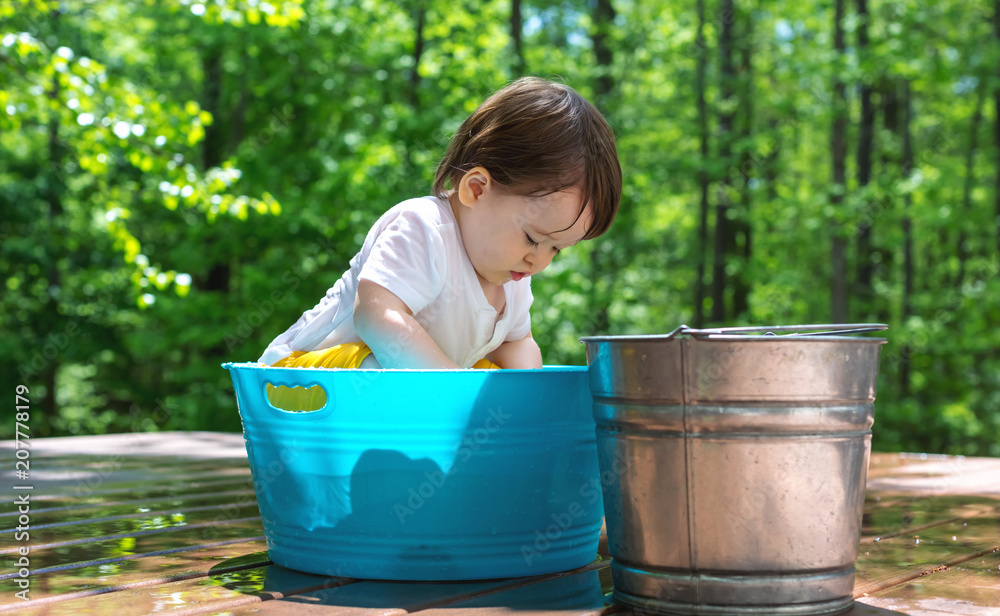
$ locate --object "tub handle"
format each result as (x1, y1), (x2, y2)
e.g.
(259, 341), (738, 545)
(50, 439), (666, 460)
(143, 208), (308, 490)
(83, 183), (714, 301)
(223, 362), (338, 421)
(679, 323), (888, 338)
(259, 370), (336, 420)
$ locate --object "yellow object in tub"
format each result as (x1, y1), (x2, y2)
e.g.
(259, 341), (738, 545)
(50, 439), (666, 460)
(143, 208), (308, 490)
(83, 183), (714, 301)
(266, 343), (499, 411)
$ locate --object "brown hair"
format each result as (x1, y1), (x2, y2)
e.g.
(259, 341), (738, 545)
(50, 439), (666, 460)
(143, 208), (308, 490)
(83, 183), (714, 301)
(433, 77), (622, 240)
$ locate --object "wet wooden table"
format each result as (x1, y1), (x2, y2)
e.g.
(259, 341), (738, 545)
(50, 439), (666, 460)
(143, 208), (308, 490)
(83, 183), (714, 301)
(2, 432), (998, 616)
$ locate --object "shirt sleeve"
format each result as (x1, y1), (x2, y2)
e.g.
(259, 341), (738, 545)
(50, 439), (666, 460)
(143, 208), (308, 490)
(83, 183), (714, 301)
(357, 207), (446, 315)
(505, 277), (534, 341)
(257, 276), (353, 365)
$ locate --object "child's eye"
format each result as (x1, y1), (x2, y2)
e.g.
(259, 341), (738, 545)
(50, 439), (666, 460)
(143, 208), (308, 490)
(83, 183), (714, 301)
(524, 233), (539, 248)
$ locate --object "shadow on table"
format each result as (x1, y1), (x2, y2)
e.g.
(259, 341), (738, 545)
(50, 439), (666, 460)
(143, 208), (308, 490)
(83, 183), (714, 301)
(210, 559), (907, 614)
(837, 604), (909, 616)
(210, 560), (607, 610)
(613, 606), (907, 616)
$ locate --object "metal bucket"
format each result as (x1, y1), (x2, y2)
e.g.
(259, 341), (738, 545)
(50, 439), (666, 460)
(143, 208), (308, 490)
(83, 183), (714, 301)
(581, 324), (887, 615)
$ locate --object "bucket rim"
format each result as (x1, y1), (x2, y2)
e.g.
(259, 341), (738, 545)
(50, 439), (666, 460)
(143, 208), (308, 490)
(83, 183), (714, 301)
(582, 323), (887, 344)
(221, 362), (589, 373)
(579, 334), (887, 344)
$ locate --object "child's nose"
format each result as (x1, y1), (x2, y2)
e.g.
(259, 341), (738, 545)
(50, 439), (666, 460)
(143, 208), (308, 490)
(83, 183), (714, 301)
(527, 250), (554, 274)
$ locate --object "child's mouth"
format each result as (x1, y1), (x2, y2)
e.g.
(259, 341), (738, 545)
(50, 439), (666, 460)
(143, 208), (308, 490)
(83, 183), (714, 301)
(510, 271), (526, 282)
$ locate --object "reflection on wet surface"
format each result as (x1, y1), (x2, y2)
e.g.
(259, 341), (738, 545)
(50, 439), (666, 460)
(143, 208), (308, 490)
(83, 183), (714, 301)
(209, 551), (275, 594)
(854, 491), (1000, 616)
(862, 495), (998, 530)
(858, 552), (1000, 616)
(19, 519), (265, 574)
(428, 567), (607, 610)
(6, 438), (999, 616)
(0, 476), (253, 514)
(206, 552), (611, 612)
(13, 500), (259, 545)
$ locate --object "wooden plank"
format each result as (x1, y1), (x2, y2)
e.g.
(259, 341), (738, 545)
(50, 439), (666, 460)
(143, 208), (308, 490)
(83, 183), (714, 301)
(0, 541), (268, 613)
(855, 514), (1000, 597)
(865, 454), (1000, 497)
(816, 601), (925, 615)
(1, 496), (260, 551)
(6, 456), (236, 476)
(410, 561), (610, 615)
(858, 550), (1000, 615)
(6, 563), (339, 616)
(0, 465), (252, 503)
(866, 452), (935, 478)
(7, 562), (566, 616)
(2, 431), (249, 460)
(0, 517), (266, 607)
(219, 559), (610, 616)
(592, 596), (915, 615)
(0, 486), (256, 526)
(593, 584), (904, 616)
(0, 434), (265, 614)
(4, 440), (990, 616)
(16, 492), (258, 532)
(863, 494), (911, 515)
(222, 577), (508, 616)
(0, 474), (252, 515)
(861, 497), (998, 542)
(0, 532), (267, 607)
(9, 517), (604, 616)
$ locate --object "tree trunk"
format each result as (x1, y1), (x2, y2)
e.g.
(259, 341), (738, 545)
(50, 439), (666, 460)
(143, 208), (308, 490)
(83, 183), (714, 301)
(201, 49), (224, 169)
(830, 0), (849, 323)
(693, 0), (710, 328)
(855, 0), (874, 307)
(200, 46), (229, 294)
(994, 0), (1000, 253)
(230, 48), (248, 153)
(511, 0), (524, 76)
(589, 0), (616, 334)
(410, 0), (426, 110)
(733, 12), (753, 318)
(711, 0), (736, 323)
(592, 0), (615, 104)
(41, 8), (64, 435)
(900, 81), (913, 396)
(957, 86), (985, 287)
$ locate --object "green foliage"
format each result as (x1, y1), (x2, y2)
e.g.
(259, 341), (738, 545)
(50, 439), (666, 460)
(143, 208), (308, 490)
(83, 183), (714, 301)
(2, 0), (998, 457)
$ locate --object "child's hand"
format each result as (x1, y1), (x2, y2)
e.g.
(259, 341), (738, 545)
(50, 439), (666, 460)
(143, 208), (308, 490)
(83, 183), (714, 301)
(485, 334), (543, 369)
(353, 280), (461, 369)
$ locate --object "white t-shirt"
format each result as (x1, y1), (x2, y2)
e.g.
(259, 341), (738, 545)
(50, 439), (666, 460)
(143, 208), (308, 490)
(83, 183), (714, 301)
(259, 196), (534, 368)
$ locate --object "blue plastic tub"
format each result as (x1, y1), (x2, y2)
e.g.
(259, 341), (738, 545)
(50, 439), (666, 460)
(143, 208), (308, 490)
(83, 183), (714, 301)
(223, 362), (603, 580)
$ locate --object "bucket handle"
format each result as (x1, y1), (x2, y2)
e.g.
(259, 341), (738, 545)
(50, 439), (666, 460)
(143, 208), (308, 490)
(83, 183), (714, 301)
(675, 323), (888, 338)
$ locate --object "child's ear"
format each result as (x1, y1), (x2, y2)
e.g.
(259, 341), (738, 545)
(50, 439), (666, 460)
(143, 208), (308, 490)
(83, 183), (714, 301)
(457, 166), (492, 207)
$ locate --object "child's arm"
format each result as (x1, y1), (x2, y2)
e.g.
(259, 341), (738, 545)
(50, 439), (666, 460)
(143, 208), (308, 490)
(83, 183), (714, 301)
(485, 334), (543, 369)
(354, 279), (461, 369)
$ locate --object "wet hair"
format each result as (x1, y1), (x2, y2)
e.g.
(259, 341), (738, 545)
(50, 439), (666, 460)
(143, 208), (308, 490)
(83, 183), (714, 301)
(433, 77), (622, 240)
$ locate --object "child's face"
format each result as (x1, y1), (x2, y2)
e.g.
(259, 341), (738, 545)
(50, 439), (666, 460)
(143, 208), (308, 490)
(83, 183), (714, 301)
(454, 168), (592, 288)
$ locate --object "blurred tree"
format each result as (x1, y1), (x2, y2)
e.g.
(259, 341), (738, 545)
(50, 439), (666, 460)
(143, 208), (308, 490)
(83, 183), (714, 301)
(1, 0), (998, 456)
(693, 0), (710, 328)
(830, 0), (849, 323)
